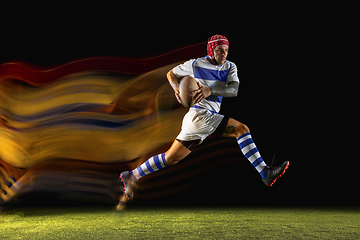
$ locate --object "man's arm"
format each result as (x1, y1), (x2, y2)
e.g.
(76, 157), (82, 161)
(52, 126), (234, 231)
(210, 62), (239, 97)
(167, 69), (212, 105)
(166, 69), (182, 104)
(210, 81), (239, 97)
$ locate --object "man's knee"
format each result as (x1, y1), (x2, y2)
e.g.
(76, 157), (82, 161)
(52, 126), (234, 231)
(225, 118), (250, 139)
(164, 140), (192, 166)
(165, 155), (181, 166)
(236, 123), (250, 137)
(232, 122), (250, 139)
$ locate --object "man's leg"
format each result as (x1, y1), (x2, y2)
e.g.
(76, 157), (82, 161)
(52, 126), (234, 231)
(223, 118), (289, 186)
(116, 139), (192, 210)
(131, 139), (192, 180)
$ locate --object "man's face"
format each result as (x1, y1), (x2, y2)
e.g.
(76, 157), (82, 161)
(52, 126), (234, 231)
(214, 45), (228, 65)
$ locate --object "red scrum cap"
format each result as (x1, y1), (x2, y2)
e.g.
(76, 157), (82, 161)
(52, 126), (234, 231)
(207, 34), (229, 59)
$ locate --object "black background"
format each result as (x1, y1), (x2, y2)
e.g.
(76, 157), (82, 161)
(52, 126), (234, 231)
(1, 2), (354, 206)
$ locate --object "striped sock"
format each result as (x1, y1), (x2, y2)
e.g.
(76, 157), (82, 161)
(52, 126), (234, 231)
(131, 153), (167, 180)
(237, 133), (269, 179)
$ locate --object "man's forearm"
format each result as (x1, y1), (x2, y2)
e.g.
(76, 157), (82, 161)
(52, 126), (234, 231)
(166, 70), (181, 92)
(210, 81), (239, 97)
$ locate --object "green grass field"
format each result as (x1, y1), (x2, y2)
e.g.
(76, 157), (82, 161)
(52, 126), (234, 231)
(1, 205), (359, 239)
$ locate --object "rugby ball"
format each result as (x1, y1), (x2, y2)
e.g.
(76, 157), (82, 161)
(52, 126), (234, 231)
(178, 76), (199, 108)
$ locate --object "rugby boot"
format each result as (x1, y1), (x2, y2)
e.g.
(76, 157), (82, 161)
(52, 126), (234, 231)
(262, 161), (289, 186)
(116, 171), (137, 211)
(120, 171), (138, 200)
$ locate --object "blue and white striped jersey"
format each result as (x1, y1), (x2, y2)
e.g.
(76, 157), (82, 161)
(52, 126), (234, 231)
(172, 56), (239, 114)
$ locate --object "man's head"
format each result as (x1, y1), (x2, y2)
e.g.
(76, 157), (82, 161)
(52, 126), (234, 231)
(207, 34), (229, 65)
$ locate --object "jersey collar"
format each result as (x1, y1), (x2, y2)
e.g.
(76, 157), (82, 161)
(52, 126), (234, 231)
(206, 55), (226, 67)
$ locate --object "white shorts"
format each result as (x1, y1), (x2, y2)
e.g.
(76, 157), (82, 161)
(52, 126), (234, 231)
(176, 108), (225, 143)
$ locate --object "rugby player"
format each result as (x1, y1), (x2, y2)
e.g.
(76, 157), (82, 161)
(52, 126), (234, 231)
(117, 34), (289, 210)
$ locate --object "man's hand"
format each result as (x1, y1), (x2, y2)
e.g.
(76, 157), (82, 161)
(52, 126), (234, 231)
(174, 86), (182, 104)
(192, 82), (211, 104)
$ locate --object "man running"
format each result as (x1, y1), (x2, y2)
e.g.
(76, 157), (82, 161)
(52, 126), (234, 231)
(117, 34), (289, 210)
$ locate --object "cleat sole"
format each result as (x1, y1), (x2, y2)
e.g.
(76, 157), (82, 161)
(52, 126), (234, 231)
(268, 161), (289, 187)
